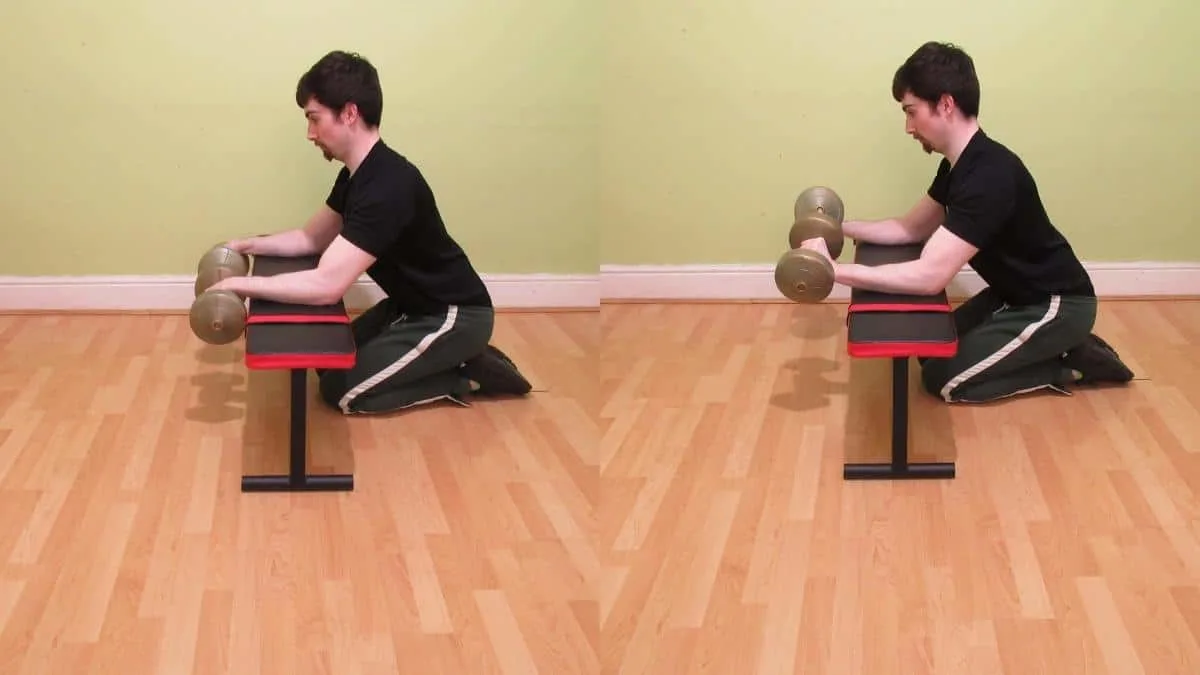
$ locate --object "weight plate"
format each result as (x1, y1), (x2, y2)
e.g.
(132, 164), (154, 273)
(197, 244), (249, 277)
(774, 248), (835, 303)
(189, 290), (247, 345)
(793, 186), (844, 226)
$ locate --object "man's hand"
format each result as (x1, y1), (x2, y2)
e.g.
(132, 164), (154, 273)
(205, 276), (247, 296)
(225, 238), (254, 255)
(800, 236), (835, 265)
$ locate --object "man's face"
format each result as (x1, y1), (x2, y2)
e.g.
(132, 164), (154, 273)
(303, 99), (346, 162)
(900, 91), (944, 155)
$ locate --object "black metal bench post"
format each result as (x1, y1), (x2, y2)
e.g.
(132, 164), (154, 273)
(241, 367), (354, 492)
(842, 355), (956, 480)
(842, 243), (957, 481)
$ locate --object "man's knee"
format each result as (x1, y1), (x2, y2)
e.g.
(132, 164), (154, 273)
(318, 370), (350, 411)
(919, 359), (955, 400)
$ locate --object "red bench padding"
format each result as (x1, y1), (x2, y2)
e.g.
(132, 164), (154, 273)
(242, 255), (357, 371)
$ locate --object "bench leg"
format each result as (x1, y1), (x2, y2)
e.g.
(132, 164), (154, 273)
(241, 368), (355, 492)
(843, 356), (956, 481)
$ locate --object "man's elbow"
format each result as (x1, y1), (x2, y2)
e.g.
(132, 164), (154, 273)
(920, 264), (959, 296)
(314, 277), (353, 306)
(912, 261), (950, 295)
(324, 286), (352, 306)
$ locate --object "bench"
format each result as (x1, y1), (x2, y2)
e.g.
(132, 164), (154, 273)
(240, 254), (356, 492)
(843, 242), (958, 480)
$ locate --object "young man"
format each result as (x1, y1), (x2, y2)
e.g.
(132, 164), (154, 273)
(207, 50), (531, 414)
(799, 41), (1133, 403)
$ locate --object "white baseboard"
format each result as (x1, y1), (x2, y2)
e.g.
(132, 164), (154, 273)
(0, 274), (599, 312)
(600, 261), (1200, 301)
(1, 261), (1194, 312)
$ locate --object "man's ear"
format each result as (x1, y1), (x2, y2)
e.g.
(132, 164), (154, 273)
(339, 102), (360, 125)
(938, 93), (956, 115)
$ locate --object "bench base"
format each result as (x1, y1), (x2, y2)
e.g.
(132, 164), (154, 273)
(843, 356), (956, 481)
(241, 474), (355, 492)
(241, 368), (355, 493)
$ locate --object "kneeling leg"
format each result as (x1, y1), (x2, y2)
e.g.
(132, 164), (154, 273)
(319, 305), (494, 414)
(921, 295), (1095, 403)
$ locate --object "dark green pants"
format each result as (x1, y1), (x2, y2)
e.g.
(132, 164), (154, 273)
(919, 288), (1096, 403)
(318, 299), (494, 414)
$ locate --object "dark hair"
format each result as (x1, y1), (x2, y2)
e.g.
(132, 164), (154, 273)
(296, 50), (383, 127)
(892, 41), (980, 118)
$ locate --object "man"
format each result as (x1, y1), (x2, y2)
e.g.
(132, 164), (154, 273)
(208, 50), (531, 414)
(800, 41), (1133, 403)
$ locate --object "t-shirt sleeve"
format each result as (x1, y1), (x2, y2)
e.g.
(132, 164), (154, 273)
(338, 174), (416, 258)
(940, 163), (1015, 249)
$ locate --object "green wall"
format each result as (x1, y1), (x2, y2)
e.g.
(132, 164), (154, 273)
(2, 2), (1196, 278)
(0, 1), (599, 276)
(600, 1), (1200, 266)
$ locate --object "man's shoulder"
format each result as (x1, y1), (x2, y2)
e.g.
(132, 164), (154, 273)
(952, 132), (1023, 193)
(964, 131), (1022, 173)
(346, 143), (431, 211)
(359, 141), (420, 182)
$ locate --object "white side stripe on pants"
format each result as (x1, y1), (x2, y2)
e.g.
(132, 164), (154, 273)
(939, 295), (1061, 402)
(338, 305), (460, 414)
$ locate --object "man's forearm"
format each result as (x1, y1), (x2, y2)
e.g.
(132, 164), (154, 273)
(834, 259), (942, 296)
(226, 269), (342, 306)
(842, 219), (924, 245)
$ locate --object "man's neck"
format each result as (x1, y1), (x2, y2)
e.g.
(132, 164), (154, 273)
(343, 131), (382, 175)
(943, 119), (981, 166)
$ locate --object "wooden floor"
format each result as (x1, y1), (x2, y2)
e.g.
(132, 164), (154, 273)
(0, 310), (598, 675)
(1, 300), (1199, 673)
(600, 299), (1200, 675)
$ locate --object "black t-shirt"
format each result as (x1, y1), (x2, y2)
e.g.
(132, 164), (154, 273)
(927, 130), (1094, 305)
(325, 140), (492, 314)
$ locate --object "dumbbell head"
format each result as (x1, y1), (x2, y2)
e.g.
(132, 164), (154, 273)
(774, 248), (835, 303)
(793, 186), (844, 225)
(197, 243), (249, 278)
(189, 290), (247, 345)
(790, 186), (845, 259)
(194, 263), (241, 297)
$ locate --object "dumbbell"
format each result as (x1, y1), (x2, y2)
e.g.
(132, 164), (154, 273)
(774, 186), (845, 303)
(190, 243), (250, 345)
(194, 243), (250, 294)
